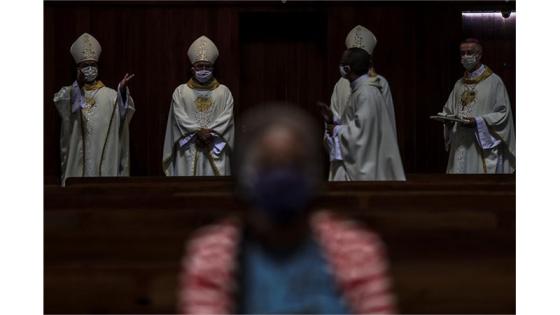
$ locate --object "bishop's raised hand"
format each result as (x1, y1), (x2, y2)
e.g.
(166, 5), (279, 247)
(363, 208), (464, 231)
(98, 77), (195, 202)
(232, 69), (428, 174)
(119, 73), (135, 89)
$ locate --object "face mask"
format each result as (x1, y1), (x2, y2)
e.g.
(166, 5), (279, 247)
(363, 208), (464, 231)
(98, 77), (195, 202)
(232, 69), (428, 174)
(248, 167), (314, 225)
(339, 65), (350, 77)
(461, 54), (478, 71)
(194, 70), (213, 83)
(80, 66), (98, 82)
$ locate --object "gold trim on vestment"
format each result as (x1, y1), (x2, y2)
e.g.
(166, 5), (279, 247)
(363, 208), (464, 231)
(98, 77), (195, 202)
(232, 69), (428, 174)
(460, 89), (477, 109)
(192, 145), (221, 176)
(72, 83), (117, 177)
(187, 78), (220, 91)
(195, 97), (213, 112)
(472, 136), (488, 174)
(462, 67), (493, 85)
(82, 81), (105, 109)
(458, 67), (493, 110)
(83, 80), (105, 91)
(203, 148), (221, 176)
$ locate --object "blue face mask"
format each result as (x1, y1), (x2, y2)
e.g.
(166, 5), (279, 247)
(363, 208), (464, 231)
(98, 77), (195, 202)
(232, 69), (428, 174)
(461, 54), (478, 71)
(195, 70), (213, 83)
(249, 168), (314, 225)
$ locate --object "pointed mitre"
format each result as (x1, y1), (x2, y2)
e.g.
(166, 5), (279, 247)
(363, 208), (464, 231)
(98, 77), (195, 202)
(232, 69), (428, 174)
(345, 25), (377, 55)
(187, 35), (219, 64)
(70, 33), (102, 64)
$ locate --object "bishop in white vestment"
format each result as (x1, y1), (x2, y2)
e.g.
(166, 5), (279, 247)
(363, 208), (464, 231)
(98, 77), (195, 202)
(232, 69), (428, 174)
(330, 25), (397, 137)
(162, 35), (234, 176)
(53, 33), (135, 184)
(442, 39), (515, 174)
(322, 48), (405, 181)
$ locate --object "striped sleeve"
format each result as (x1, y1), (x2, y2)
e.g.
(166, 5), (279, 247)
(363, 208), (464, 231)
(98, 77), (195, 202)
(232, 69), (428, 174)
(178, 220), (240, 314)
(312, 211), (397, 314)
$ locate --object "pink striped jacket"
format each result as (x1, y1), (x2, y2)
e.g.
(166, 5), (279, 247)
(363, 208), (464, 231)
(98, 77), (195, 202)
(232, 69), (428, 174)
(178, 211), (397, 314)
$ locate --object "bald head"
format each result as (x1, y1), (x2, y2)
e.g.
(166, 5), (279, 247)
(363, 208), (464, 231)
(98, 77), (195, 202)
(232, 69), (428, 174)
(460, 38), (483, 56)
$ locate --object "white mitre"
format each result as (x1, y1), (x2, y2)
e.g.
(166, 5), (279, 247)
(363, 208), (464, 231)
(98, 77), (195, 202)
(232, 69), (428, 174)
(70, 33), (102, 64)
(187, 35), (219, 64)
(345, 25), (377, 55)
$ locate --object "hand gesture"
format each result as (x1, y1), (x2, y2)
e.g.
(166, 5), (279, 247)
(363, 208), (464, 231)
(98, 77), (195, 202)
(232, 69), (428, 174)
(119, 73), (135, 89)
(196, 128), (213, 150)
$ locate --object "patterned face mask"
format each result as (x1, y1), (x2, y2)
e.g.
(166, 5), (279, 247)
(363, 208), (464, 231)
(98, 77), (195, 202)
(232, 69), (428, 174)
(80, 66), (98, 82)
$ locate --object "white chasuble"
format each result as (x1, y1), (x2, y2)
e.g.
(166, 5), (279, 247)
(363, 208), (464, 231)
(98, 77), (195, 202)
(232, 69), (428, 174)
(442, 66), (515, 174)
(53, 80), (135, 184)
(328, 75), (405, 181)
(330, 72), (397, 136)
(162, 80), (234, 176)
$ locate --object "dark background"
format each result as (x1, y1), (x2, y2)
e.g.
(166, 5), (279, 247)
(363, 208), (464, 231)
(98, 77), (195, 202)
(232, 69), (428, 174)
(44, 1), (516, 184)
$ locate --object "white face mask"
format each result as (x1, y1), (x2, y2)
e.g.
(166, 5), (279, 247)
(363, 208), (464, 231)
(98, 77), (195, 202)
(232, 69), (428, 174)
(461, 54), (478, 71)
(339, 65), (350, 77)
(80, 66), (98, 82)
(195, 70), (213, 83)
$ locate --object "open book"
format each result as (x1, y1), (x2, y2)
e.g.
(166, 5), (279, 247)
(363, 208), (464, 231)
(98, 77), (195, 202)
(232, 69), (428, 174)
(429, 112), (470, 124)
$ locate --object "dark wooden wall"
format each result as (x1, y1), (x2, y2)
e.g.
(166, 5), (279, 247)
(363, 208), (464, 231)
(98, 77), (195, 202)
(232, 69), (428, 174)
(44, 1), (516, 184)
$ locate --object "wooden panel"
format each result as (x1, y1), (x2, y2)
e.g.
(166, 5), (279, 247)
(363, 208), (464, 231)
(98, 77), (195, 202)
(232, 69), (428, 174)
(45, 175), (515, 314)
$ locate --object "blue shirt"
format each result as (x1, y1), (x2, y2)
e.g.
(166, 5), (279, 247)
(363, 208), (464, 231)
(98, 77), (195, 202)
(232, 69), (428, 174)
(240, 236), (350, 314)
